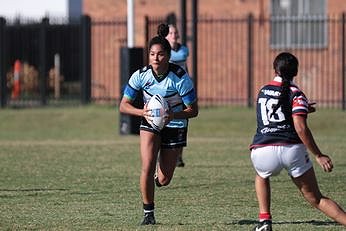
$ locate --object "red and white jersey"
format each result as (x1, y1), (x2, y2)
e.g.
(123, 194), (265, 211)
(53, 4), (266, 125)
(250, 76), (309, 149)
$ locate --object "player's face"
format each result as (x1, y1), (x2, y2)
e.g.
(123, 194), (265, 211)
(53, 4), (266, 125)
(166, 27), (179, 44)
(149, 44), (169, 74)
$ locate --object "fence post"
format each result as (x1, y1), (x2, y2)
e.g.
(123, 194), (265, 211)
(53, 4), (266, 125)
(39, 17), (49, 106)
(0, 17), (6, 108)
(144, 16), (149, 65)
(54, 54), (61, 99)
(247, 13), (254, 108)
(191, 0), (198, 94)
(180, 0), (187, 45)
(80, 15), (91, 104)
(119, 47), (144, 135)
(342, 12), (346, 111)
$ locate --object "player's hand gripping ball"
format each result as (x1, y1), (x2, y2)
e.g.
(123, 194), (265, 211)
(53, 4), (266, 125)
(147, 94), (169, 131)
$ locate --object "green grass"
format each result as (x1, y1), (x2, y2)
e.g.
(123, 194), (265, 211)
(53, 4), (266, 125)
(0, 105), (345, 230)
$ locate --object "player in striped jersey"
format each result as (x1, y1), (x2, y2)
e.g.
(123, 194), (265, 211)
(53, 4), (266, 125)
(250, 52), (346, 230)
(119, 24), (198, 225)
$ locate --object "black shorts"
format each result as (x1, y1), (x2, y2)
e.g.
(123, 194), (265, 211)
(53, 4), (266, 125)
(140, 119), (187, 149)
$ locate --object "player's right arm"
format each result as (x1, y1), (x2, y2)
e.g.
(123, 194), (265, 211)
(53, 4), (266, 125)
(119, 70), (151, 119)
(119, 96), (153, 125)
(119, 96), (145, 117)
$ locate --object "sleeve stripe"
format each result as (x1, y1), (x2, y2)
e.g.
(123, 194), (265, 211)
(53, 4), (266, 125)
(292, 106), (308, 111)
(181, 88), (195, 98)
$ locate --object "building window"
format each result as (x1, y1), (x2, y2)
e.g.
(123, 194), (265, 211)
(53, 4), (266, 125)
(270, 0), (327, 49)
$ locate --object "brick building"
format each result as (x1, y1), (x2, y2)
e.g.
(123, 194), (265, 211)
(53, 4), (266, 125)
(81, 0), (346, 106)
(83, 0), (346, 47)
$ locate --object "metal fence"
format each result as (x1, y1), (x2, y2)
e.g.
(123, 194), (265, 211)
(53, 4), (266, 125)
(1, 14), (345, 109)
(91, 18), (127, 104)
(0, 16), (91, 108)
(146, 14), (346, 109)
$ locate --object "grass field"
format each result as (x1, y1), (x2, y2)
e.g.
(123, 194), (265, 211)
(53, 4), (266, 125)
(0, 105), (345, 230)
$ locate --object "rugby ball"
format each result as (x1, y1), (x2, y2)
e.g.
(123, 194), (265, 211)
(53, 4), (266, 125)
(147, 94), (169, 131)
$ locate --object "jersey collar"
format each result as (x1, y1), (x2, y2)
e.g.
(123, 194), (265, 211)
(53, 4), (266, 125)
(150, 65), (169, 83)
(269, 76), (295, 87)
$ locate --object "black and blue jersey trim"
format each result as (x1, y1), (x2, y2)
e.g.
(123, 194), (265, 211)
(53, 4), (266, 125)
(169, 63), (186, 78)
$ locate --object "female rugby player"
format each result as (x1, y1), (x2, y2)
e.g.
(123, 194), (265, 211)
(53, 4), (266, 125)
(250, 52), (346, 231)
(119, 24), (198, 225)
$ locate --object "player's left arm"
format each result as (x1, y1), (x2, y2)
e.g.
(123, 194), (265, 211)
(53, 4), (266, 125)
(291, 92), (333, 172)
(167, 74), (198, 120)
(293, 115), (333, 172)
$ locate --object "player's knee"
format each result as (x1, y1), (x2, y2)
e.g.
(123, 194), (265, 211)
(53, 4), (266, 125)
(159, 176), (172, 186)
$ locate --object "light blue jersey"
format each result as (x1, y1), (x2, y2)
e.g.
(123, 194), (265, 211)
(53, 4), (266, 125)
(123, 63), (196, 128)
(170, 44), (189, 71)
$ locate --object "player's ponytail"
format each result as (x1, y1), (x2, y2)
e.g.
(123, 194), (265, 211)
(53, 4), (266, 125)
(271, 52), (299, 118)
(157, 23), (169, 38)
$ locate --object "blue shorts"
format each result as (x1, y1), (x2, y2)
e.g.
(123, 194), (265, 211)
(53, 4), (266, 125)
(140, 119), (187, 149)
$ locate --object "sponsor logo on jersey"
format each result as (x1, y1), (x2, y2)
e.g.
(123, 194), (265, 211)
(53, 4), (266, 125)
(260, 124), (291, 134)
(144, 81), (154, 89)
(261, 89), (281, 96)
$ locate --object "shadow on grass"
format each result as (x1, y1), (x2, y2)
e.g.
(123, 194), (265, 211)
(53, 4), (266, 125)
(167, 182), (226, 190)
(0, 188), (68, 198)
(0, 188), (67, 192)
(229, 219), (339, 226)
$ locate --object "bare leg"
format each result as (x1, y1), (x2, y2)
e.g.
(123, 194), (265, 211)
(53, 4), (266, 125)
(255, 174), (271, 215)
(156, 147), (181, 186)
(139, 130), (160, 204)
(292, 167), (346, 226)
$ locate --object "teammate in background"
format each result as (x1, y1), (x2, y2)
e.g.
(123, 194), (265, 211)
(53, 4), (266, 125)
(119, 24), (198, 225)
(250, 52), (346, 231)
(166, 24), (189, 72)
(165, 24), (190, 167)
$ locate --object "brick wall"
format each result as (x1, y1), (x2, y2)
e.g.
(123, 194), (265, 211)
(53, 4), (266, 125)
(84, 0), (346, 47)
(83, 0), (346, 105)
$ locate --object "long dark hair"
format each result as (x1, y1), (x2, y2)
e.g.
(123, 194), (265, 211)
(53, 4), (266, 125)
(270, 52), (299, 117)
(148, 24), (171, 57)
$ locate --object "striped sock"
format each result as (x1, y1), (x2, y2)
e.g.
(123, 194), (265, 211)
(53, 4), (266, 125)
(143, 203), (154, 215)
